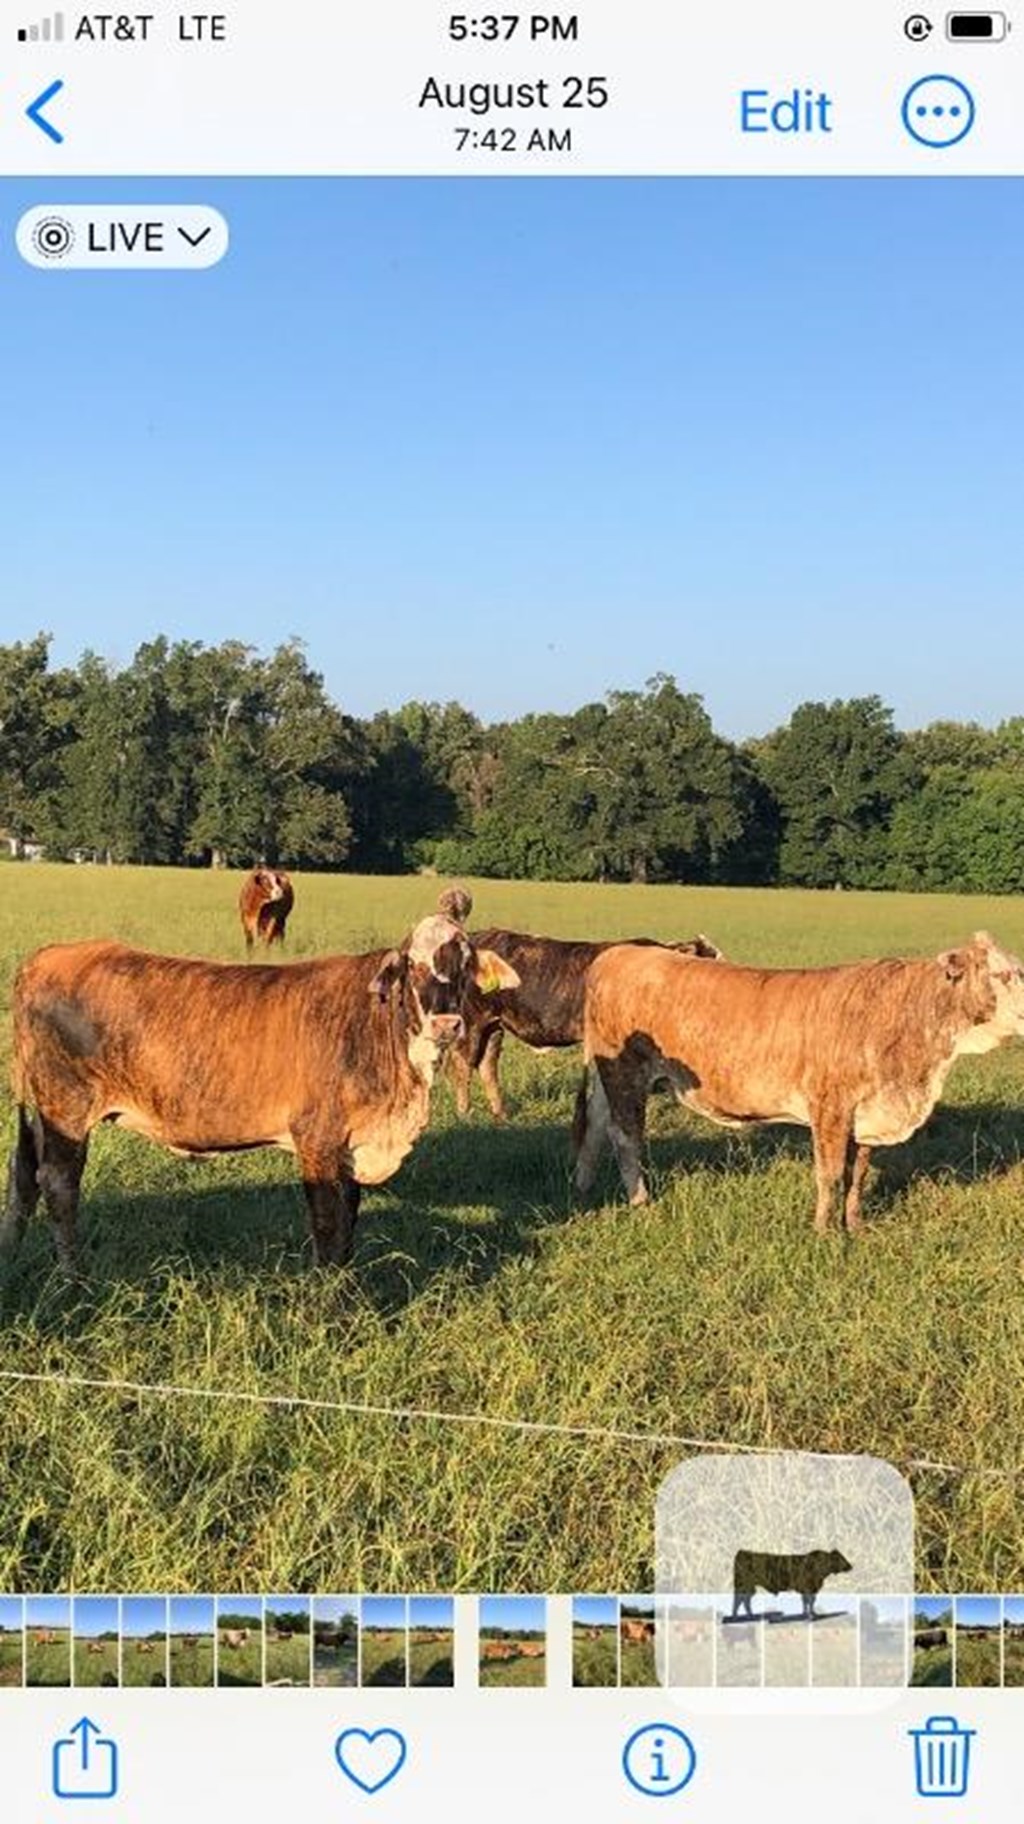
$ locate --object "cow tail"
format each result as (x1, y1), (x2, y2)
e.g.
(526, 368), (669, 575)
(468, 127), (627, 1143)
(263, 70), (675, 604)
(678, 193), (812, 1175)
(571, 1068), (590, 1160)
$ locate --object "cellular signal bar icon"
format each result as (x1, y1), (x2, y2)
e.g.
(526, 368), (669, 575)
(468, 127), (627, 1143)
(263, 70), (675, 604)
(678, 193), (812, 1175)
(17, 11), (65, 40)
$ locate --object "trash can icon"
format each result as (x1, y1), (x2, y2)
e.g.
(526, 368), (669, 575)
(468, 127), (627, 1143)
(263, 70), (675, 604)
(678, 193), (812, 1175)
(909, 1716), (976, 1798)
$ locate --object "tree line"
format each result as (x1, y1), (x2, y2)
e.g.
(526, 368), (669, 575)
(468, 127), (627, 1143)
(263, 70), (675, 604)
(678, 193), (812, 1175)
(2, 632), (1022, 893)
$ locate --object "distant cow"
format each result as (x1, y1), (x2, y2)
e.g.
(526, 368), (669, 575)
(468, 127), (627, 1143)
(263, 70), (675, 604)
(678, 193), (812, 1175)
(620, 1617), (655, 1643)
(914, 1629), (947, 1651)
(272, 1630), (293, 1643)
(239, 867), (294, 952)
(33, 1630), (56, 1647)
(3, 912), (518, 1276)
(732, 1548), (852, 1620)
(446, 911), (723, 1120)
(574, 931), (1024, 1229)
(86, 1641), (105, 1655)
(222, 1629), (250, 1650)
(136, 1640), (155, 1654)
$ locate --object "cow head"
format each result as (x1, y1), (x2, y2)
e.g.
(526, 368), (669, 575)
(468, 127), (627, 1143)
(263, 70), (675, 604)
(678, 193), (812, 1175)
(255, 868), (288, 902)
(369, 914), (520, 1061)
(670, 933), (725, 961)
(940, 930), (1024, 1042)
(828, 1550), (853, 1576)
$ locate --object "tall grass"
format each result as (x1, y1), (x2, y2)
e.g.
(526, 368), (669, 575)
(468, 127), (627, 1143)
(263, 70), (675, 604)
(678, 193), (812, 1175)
(1, 867), (1024, 1592)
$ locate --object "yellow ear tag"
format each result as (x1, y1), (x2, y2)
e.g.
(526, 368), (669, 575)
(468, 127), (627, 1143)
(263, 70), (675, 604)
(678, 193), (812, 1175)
(477, 959), (507, 995)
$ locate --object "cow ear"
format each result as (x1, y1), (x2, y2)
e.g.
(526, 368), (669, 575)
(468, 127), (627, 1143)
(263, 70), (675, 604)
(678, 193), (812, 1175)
(473, 950), (519, 995)
(939, 947), (969, 983)
(369, 950), (406, 1002)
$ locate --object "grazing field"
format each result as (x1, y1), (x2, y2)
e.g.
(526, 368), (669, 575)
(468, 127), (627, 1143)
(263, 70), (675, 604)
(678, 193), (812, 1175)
(572, 1627), (618, 1687)
(122, 1638), (168, 1687)
(1003, 1635), (1024, 1685)
(620, 1635), (658, 1686)
(911, 1643), (953, 1686)
(25, 1627), (71, 1686)
(313, 1630), (358, 1688)
(73, 1637), (120, 1686)
(216, 1628), (261, 1687)
(360, 1628), (407, 1687)
(408, 1631), (454, 1687)
(2, 867), (1024, 1593)
(479, 1640), (546, 1687)
(955, 1633), (1002, 1686)
(0, 1630), (23, 1687)
(169, 1634), (215, 1688)
(265, 1630), (311, 1686)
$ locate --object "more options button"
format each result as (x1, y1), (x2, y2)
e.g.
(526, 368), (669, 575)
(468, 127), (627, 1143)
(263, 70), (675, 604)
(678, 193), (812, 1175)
(16, 204), (228, 269)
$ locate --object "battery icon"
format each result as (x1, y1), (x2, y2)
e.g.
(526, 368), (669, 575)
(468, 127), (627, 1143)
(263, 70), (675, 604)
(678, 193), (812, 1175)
(947, 10), (1009, 35)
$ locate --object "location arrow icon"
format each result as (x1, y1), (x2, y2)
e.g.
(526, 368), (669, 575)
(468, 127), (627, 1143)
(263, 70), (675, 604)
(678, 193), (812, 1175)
(27, 79), (65, 143)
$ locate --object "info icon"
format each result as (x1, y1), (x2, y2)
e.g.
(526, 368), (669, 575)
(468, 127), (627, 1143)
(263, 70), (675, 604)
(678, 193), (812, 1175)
(622, 1723), (697, 1799)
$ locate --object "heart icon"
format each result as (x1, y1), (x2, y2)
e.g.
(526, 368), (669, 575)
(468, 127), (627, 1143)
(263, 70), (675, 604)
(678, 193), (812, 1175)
(334, 1727), (408, 1795)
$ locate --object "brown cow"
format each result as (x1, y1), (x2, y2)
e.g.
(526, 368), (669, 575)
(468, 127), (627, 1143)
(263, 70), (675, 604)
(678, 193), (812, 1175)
(86, 1641), (105, 1655)
(136, 1640), (155, 1654)
(574, 931), (1024, 1230)
(2, 912), (518, 1277)
(445, 911), (723, 1120)
(221, 1628), (250, 1650)
(239, 867), (294, 952)
(620, 1617), (655, 1643)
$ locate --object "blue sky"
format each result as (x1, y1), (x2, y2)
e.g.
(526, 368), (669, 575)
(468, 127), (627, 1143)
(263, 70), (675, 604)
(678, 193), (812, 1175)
(169, 1596), (214, 1633)
(122, 1597), (166, 1638)
(362, 1596), (405, 1631)
(26, 1596), (70, 1627)
(314, 1596), (358, 1624)
(409, 1596), (453, 1630)
(74, 1596), (119, 1637)
(956, 1596), (1000, 1626)
(574, 1596), (617, 1627)
(480, 1595), (546, 1633)
(2, 177), (1022, 738)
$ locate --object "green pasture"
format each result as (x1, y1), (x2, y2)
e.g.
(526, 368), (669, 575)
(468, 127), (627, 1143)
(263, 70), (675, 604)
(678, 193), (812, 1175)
(73, 1636), (119, 1686)
(25, 1625), (71, 1686)
(265, 1629), (311, 1686)
(360, 1628), (407, 1686)
(122, 1636), (168, 1687)
(168, 1633), (215, 1687)
(572, 1627), (618, 1687)
(408, 1630), (454, 1686)
(0, 1628), (23, 1687)
(2, 867), (1024, 1592)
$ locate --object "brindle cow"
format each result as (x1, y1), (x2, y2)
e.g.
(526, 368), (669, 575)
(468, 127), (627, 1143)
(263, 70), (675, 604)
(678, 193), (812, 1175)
(442, 900), (723, 1120)
(575, 931), (1024, 1230)
(732, 1548), (852, 1620)
(3, 912), (518, 1277)
(239, 867), (294, 952)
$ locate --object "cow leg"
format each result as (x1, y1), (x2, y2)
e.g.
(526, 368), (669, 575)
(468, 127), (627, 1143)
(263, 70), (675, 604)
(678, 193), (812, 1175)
(1, 1107), (41, 1264)
(601, 1059), (650, 1206)
(35, 1119), (89, 1277)
(299, 1152), (360, 1268)
(446, 1041), (474, 1118)
(477, 1028), (507, 1122)
(810, 1107), (852, 1233)
(572, 1064), (611, 1198)
(844, 1142), (872, 1232)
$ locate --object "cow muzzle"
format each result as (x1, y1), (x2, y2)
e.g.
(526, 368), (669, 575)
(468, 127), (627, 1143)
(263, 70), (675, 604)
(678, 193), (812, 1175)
(425, 1013), (465, 1047)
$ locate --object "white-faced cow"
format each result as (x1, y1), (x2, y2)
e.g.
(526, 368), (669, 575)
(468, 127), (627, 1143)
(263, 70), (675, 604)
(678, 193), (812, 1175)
(239, 867), (294, 952)
(574, 931), (1024, 1230)
(3, 912), (518, 1276)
